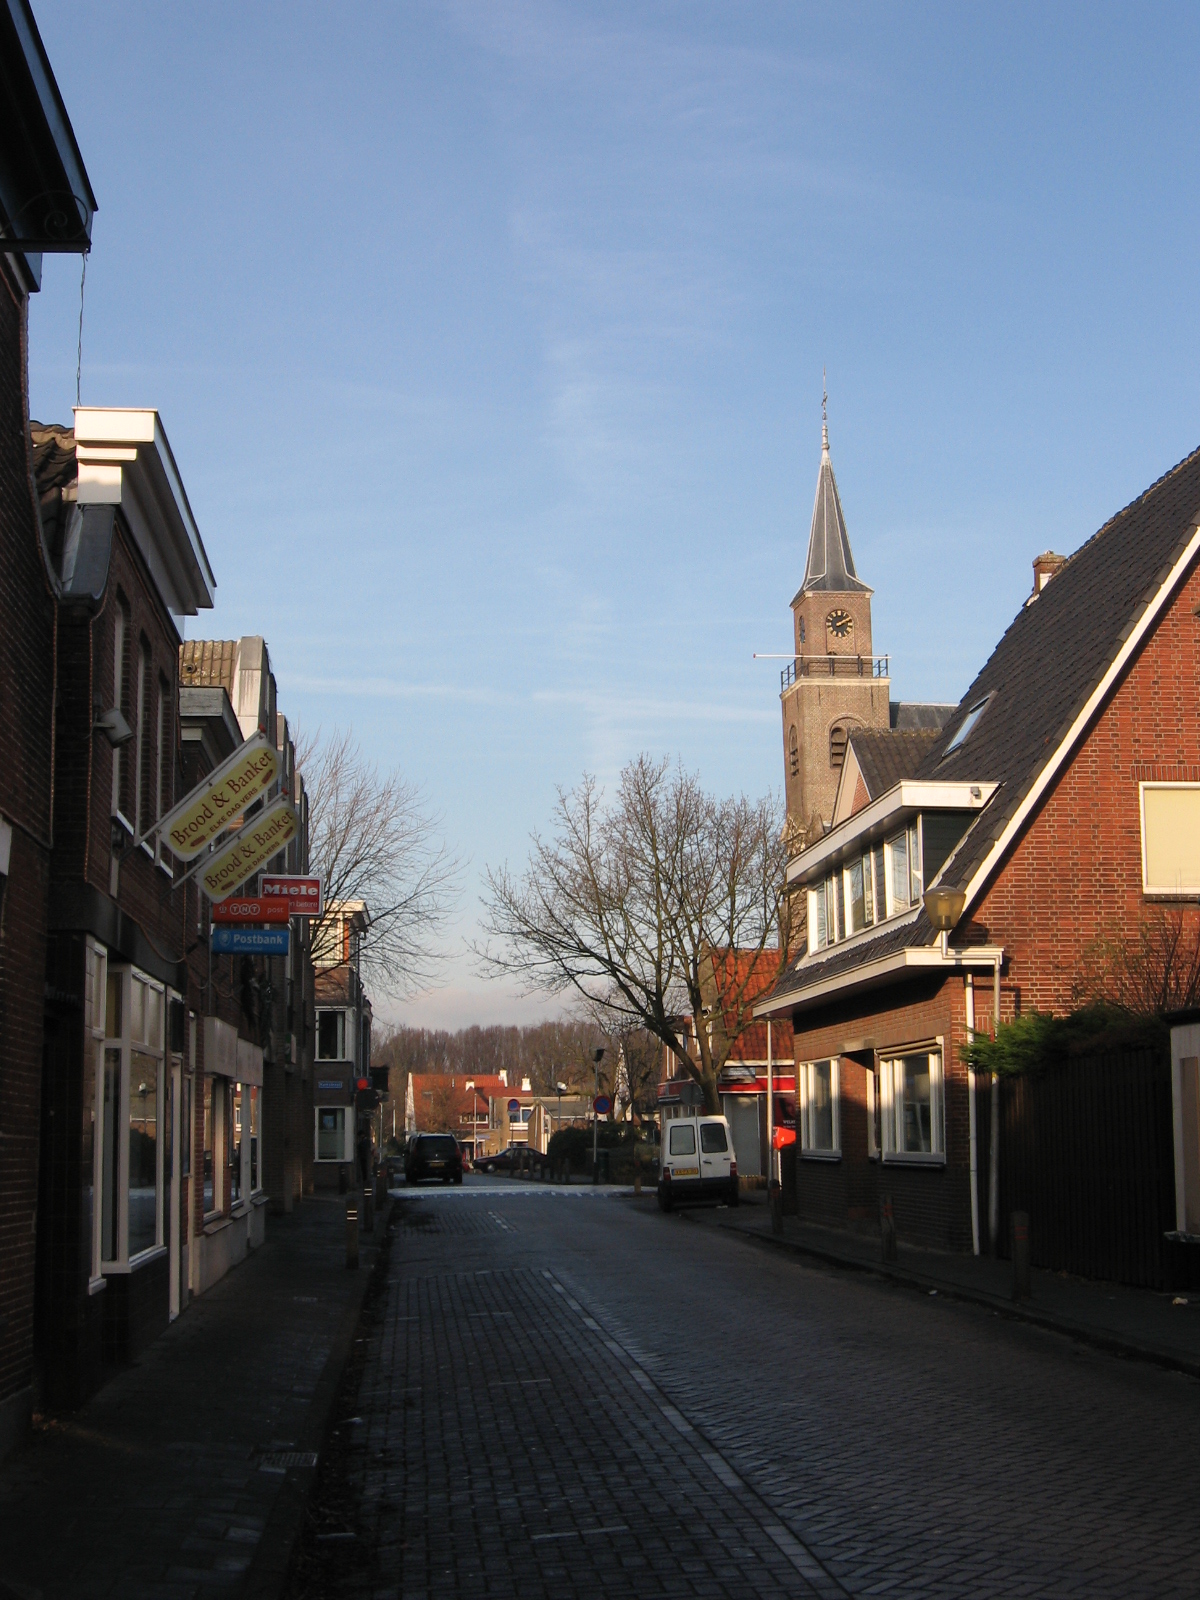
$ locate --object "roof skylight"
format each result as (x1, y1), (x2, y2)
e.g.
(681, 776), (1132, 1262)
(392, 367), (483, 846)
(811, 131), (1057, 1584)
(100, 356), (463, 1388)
(942, 694), (991, 758)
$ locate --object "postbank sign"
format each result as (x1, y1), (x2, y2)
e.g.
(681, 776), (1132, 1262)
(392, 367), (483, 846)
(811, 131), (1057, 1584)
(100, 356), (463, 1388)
(158, 733), (279, 860)
(200, 800), (298, 902)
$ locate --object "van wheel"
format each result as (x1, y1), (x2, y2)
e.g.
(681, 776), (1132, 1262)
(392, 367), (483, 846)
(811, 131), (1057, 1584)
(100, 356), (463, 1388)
(454, 1173), (463, 1185)
(657, 1188), (673, 1213)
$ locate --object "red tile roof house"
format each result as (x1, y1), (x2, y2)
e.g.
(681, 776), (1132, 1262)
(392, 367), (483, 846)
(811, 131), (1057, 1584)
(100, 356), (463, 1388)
(406, 1072), (508, 1156)
(757, 447), (1200, 1260)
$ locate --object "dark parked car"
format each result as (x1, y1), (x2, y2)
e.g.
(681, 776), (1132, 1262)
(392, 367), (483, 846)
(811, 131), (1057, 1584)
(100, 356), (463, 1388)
(481, 1145), (522, 1174)
(406, 1133), (464, 1185)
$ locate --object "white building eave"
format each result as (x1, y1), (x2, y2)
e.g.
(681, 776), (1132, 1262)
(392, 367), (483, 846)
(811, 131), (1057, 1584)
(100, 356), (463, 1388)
(754, 943), (1005, 1019)
(786, 779), (998, 887)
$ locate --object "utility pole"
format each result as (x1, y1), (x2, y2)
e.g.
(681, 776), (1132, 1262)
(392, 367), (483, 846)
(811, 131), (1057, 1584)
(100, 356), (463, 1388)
(592, 1047), (605, 1184)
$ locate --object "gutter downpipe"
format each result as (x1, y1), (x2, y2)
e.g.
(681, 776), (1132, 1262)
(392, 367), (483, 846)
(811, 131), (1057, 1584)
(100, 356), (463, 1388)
(965, 974), (979, 1256)
(766, 1020), (774, 1184)
(990, 954), (1001, 1257)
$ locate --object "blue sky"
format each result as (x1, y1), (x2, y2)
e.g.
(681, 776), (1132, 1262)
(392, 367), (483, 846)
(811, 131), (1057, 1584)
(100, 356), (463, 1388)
(28, 2), (1200, 1025)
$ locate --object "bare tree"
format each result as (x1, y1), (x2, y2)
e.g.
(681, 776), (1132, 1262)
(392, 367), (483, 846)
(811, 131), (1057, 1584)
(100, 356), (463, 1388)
(295, 728), (459, 1001)
(1073, 909), (1200, 1016)
(478, 755), (791, 1114)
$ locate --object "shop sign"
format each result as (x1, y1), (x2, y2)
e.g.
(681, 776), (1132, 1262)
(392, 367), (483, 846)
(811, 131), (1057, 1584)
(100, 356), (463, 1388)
(211, 926), (290, 955)
(210, 896), (291, 925)
(200, 801), (298, 901)
(260, 874), (323, 917)
(153, 732), (279, 859)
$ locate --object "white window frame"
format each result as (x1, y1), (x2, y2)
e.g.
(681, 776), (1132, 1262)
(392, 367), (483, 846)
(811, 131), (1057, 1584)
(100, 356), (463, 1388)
(879, 1040), (945, 1166)
(317, 1008), (347, 1061)
(798, 1058), (840, 1159)
(1140, 782), (1200, 897)
(99, 962), (168, 1272)
(866, 1066), (879, 1159)
(86, 938), (107, 1290)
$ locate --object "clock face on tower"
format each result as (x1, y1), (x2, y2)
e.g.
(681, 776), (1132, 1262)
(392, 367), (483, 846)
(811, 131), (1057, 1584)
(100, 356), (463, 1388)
(827, 608), (853, 639)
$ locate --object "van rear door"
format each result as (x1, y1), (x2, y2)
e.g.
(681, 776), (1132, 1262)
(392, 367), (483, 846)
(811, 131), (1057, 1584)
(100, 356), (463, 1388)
(700, 1118), (731, 1179)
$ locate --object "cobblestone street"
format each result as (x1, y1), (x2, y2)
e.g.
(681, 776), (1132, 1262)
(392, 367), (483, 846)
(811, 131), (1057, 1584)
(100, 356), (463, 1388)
(288, 1181), (1200, 1600)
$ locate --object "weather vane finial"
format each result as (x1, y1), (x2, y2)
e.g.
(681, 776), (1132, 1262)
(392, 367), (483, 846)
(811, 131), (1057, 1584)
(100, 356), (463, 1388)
(821, 367), (829, 453)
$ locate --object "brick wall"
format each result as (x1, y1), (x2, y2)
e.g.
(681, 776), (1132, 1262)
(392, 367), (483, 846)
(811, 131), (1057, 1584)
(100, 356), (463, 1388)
(0, 258), (54, 1452)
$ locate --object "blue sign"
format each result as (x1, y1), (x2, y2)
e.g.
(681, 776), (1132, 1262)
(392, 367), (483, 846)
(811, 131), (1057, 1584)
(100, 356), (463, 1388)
(507, 1098), (521, 1116)
(593, 1094), (612, 1115)
(211, 925), (290, 955)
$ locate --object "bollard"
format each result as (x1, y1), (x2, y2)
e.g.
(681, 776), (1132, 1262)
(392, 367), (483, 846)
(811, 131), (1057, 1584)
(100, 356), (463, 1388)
(634, 1167), (643, 1196)
(346, 1197), (359, 1270)
(769, 1178), (783, 1234)
(376, 1168), (387, 1207)
(362, 1184), (374, 1235)
(1011, 1210), (1031, 1301)
(880, 1195), (897, 1263)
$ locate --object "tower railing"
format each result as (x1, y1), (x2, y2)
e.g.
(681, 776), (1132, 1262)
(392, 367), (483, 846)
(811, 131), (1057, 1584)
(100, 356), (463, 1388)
(781, 654), (889, 691)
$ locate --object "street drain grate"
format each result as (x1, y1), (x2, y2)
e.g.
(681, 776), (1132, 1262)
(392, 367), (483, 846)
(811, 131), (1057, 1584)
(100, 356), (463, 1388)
(257, 1449), (318, 1473)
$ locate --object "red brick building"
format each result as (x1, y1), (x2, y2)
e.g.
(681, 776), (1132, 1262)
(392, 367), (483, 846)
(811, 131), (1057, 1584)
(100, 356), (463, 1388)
(0, 2), (95, 1460)
(759, 445), (1200, 1256)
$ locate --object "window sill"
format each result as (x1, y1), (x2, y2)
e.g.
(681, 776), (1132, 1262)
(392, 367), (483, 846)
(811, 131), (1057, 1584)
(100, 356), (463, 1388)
(881, 1152), (946, 1168)
(251, 1190), (269, 1207)
(230, 1200), (250, 1218)
(87, 1274), (107, 1296)
(103, 1245), (168, 1275)
(800, 1149), (841, 1162)
(156, 856), (173, 879)
(203, 1211), (230, 1233)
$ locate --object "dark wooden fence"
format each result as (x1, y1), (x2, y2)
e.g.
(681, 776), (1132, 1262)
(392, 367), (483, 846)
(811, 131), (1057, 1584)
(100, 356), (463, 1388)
(974, 1045), (1177, 1290)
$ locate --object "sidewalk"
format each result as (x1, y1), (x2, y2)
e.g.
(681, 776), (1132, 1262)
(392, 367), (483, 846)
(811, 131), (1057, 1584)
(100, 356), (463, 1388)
(680, 1192), (1200, 1378)
(0, 1194), (387, 1600)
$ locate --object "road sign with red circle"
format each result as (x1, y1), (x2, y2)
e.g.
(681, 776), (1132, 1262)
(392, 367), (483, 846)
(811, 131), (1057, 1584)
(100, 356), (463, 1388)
(593, 1094), (612, 1115)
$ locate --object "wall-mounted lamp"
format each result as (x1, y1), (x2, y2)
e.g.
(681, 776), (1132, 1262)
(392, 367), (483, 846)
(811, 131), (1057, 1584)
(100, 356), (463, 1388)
(94, 707), (134, 748)
(924, 886), (968, 957)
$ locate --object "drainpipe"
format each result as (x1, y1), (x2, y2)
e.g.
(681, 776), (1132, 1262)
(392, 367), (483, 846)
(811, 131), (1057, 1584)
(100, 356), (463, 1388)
(965, 974), (979, 1257)
(989, 954), (1001, 1255)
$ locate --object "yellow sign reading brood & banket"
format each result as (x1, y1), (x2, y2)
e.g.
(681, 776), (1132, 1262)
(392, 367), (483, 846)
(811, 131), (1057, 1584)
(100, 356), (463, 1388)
(201, 800), (298, 902)
(160, 732), (280, 860)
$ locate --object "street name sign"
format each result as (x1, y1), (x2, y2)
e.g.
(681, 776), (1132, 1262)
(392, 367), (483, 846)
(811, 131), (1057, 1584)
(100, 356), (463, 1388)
(200, 801), (298, 902)
(211, 925), (290, 955)
(260, 874), (323, 917)
(210, 896), (291, 925)
(151, 732), (279, 859)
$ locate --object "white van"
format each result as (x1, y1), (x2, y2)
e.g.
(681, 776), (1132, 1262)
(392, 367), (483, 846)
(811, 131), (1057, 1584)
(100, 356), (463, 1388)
(657, 1114), (738, 1211)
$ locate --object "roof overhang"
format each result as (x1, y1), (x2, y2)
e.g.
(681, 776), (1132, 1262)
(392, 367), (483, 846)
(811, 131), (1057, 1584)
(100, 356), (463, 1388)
(787, 779), (998, 887)
(73, 408), (215, 616)
(755, 943), (1005, 1020)
(0, 0), (95, 291)
(179, 685), (243, 764)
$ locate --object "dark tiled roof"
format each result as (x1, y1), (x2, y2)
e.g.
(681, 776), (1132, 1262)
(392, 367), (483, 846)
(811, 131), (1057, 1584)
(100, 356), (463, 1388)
(849, 729), (942, 798)
(773, 442), (1200, 1004)
(794, 428), (870, 598)
(890, 702), (955, 731)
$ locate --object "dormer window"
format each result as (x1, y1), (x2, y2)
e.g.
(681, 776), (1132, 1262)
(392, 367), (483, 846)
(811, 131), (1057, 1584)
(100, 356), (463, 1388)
(942, 694), (992, 758)
(808, 822), (923, 954)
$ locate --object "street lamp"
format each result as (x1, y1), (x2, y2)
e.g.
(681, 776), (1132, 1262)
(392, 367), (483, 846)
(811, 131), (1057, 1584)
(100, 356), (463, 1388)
(555, 1080), (568, 1133)
(923, 886), (967, 957)
(592, 1047), (605, 1185)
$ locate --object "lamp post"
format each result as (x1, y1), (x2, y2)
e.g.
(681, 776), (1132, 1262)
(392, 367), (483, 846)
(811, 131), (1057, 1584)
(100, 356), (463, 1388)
(555, 1080), (567, 1133)
(592, 1047), (605, 1185)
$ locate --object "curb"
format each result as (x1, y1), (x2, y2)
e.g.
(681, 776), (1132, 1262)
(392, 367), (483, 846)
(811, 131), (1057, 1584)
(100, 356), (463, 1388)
(706, 1214), (1200, 1383)
(242, 1199), (392, 1600)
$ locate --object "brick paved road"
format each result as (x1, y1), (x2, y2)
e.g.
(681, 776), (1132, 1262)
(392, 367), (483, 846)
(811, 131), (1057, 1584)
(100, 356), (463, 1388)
(291, 1181), (1200, 1599)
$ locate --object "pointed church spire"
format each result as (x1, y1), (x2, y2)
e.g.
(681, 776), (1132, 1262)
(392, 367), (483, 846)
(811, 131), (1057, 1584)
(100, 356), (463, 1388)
(798, 382), (869, 596)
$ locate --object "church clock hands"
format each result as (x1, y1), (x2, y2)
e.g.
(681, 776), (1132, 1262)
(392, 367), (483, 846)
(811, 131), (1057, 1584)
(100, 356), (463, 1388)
(827, 608), (853, 639)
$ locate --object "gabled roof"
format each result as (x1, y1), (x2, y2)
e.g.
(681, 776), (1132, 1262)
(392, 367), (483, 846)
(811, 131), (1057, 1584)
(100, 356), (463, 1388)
(794, 421), (871, 599)
(764, 441), (1200, 1015)
(851, 729), (942, 798)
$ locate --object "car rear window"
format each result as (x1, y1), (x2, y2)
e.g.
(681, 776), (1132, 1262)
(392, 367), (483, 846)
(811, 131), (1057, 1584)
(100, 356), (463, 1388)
(669, 1124), (696, 1155)
(420, 1136), (458, 1158)
(700, 1123), (728, 1153)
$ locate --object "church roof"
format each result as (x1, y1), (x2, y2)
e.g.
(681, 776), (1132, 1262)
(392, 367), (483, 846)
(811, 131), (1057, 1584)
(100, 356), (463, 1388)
(794, 420), (871, 600)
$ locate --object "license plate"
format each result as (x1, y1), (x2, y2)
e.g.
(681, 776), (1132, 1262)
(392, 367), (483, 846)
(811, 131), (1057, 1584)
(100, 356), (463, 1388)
(429, 1160), (444, 1169)
(673, 1166), (699, 1177)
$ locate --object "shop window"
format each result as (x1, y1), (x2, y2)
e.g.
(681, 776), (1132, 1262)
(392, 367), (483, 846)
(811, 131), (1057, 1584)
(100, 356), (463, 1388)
(101, 1047), (120, 1263)
(181, 1075), (192, 1178)
(203, 1077), (218, 1214)
(318, 1010), (346, 1060)
(318, 1107), (345, 1162)
(800, 1059), (839, 1156)
(249, 1085), (260, 1192)
(231, 1084), (243, 1205)
(880, 1049), (944, 1162)
(95, 963), (165, 1265)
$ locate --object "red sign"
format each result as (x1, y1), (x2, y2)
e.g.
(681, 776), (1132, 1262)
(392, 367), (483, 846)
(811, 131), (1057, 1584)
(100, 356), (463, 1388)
(210, 896), (291, 925)
(260, 875), (322, 916)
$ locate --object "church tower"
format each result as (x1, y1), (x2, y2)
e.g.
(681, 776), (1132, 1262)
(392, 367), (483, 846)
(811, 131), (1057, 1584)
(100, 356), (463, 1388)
(781, 403), (891, 845)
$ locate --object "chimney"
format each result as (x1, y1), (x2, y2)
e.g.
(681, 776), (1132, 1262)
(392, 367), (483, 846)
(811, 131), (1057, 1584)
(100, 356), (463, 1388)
(1031, 551), (1067, 598)
(521, 1076), (532, 1093)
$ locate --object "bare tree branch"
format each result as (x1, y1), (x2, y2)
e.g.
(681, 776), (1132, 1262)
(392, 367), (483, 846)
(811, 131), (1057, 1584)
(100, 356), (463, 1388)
(476, 755), (791, 1113)
(296, 727), (460, 1001)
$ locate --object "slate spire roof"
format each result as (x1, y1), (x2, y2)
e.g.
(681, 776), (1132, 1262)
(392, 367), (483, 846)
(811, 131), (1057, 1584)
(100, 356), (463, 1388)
(797, 413), (870, 597)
